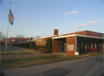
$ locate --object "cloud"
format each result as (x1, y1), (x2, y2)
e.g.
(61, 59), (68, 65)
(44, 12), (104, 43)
(74, 20), (101, 29)
(86, 20), (100, 25)
(65, 12), (70, 15)
(74, 23), (86, 28)
(71, 10), (78, 14)
(65, 10), (78, 15)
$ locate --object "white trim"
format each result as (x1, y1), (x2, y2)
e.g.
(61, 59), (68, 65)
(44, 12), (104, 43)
(52, 34), (104, 39)
(76, 34), (104, 39)
(52, 34), (76, 39)
(33, 36), (53, 41)
(37, 39), (43, 41)
(76, 35), (77, 52)
(54, 35), (58, 36)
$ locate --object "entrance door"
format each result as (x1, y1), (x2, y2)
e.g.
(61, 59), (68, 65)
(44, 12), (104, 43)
(62, 41), (66, 52)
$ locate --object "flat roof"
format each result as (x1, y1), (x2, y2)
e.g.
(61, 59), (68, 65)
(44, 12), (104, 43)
(52, 34), (104, 39)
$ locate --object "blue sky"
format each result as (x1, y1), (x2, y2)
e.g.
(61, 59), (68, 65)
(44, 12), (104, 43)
(0, 0), (103, 38)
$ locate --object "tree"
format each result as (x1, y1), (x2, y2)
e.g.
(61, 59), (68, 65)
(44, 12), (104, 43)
(0, 31), (5, 41)
(17, 34), (25, 38)
(0, 41), (3, 46)
(45, 38), (52, 53)
(29, 36), (35, 40)
(25, 42), (30, 48)
(35, 35), (41, 39)
(30, 41), (36, 49)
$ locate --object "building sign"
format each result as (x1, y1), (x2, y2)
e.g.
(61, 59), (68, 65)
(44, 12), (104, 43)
(75, 52), (79, 55)
(37, 39), (43, 41)
(67, 44), (74, 51)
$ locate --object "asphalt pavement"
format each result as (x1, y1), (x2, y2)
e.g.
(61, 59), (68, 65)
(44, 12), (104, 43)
(1, 46), (24, 52)
(1, 54), (104, 76)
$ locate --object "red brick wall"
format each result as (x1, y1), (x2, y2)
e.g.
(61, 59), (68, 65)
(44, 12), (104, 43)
(35, 36), (53, 47)
(61, 30), (99, 37)
(54, 29), (58, 35)
(3, 38), (11, 45)
(10, 37), (28, 41)
(62, 31), (87, 36)
(42, 41), (46, 46)
(66, 36), (76, 56)
(86, 30), (99, 37)
(36, 41), (41, 46)
(43, 37), (52, 41)
(52, 39), (62, 52)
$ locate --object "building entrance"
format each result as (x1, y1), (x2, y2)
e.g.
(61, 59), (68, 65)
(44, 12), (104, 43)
(62, 41), (66, 52)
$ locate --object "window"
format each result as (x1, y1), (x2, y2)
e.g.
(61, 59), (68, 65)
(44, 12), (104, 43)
(36, 42), (38, 46)
(40, 42), (42, 46)
(13, 39), (15, 41)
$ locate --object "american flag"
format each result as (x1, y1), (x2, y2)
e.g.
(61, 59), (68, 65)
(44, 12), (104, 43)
(8, 9), (15, 25)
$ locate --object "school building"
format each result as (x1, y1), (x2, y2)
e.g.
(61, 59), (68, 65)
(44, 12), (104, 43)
(3, 37), (29, 46)
(35, 29), (104, 56)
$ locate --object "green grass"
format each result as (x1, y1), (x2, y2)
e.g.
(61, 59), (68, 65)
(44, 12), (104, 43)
(1, 55), (77, 69)
(0, 51), (33, 55)
(26, 48), (44, 53)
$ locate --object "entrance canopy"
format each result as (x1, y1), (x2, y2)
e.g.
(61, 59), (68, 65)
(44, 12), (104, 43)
(52, 34), (104, 40)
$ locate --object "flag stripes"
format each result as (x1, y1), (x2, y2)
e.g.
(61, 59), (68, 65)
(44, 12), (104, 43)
(8, 9), (14, 25)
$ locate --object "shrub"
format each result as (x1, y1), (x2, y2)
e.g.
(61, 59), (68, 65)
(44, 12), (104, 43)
(22, 43), (25, 48)
(25, 42), (30, 48)
(45, 38), (52, 53)
(30, 42), (36, 49)
(36, 46), (39, 50)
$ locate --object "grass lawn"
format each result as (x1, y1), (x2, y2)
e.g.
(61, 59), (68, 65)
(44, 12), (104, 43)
(1, 55), (77, 69)
(1, 51), (103, 69)
(0, 51), (33, 55)
(26, 48), (44, 53)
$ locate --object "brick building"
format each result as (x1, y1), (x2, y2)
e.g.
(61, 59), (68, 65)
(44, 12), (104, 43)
(3, 37), (29, 46)
(35, 29), (104, 56)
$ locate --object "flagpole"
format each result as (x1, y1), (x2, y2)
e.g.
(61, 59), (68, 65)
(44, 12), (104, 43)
(5, 1), (11, 54)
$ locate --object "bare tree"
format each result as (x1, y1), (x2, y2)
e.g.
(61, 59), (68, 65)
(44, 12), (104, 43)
(17, 34), (25, 38)
(29, 36), (35, 40)
(35, 35), (41, 39)
(0, 31), (5, 41)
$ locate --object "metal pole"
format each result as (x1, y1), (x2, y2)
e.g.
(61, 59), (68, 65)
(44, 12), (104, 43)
(5, 1), (11, 54)
(5, 19), (9, 54)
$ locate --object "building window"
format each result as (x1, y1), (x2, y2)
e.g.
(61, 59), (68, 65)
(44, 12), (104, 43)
(36, 42), (38, 46)
(40, 42), (42, 46)
(44, 41), (46, 45)
(99, 33), (104, 37)
(13, 39), (15, 41)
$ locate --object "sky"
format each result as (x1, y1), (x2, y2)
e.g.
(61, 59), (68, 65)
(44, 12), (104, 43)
(0, 0), (104, 38)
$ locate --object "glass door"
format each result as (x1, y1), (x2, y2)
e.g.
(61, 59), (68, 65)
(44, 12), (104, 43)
(62, 41), (66, 52)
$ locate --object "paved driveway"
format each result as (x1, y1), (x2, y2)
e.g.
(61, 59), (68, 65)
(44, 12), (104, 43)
(1, 46), (60, 58)
(1, 46), (25, 52)
(1, 54), (104, 76)
(1, 46), (40, 54)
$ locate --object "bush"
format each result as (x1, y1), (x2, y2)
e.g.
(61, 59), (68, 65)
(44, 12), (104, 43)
(25, 42), (30, 48)
(45, 38), (52, 53)
(30, 42), (36, 49)
(36, 46), (39, 50)
(22, 43), (25, 48)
